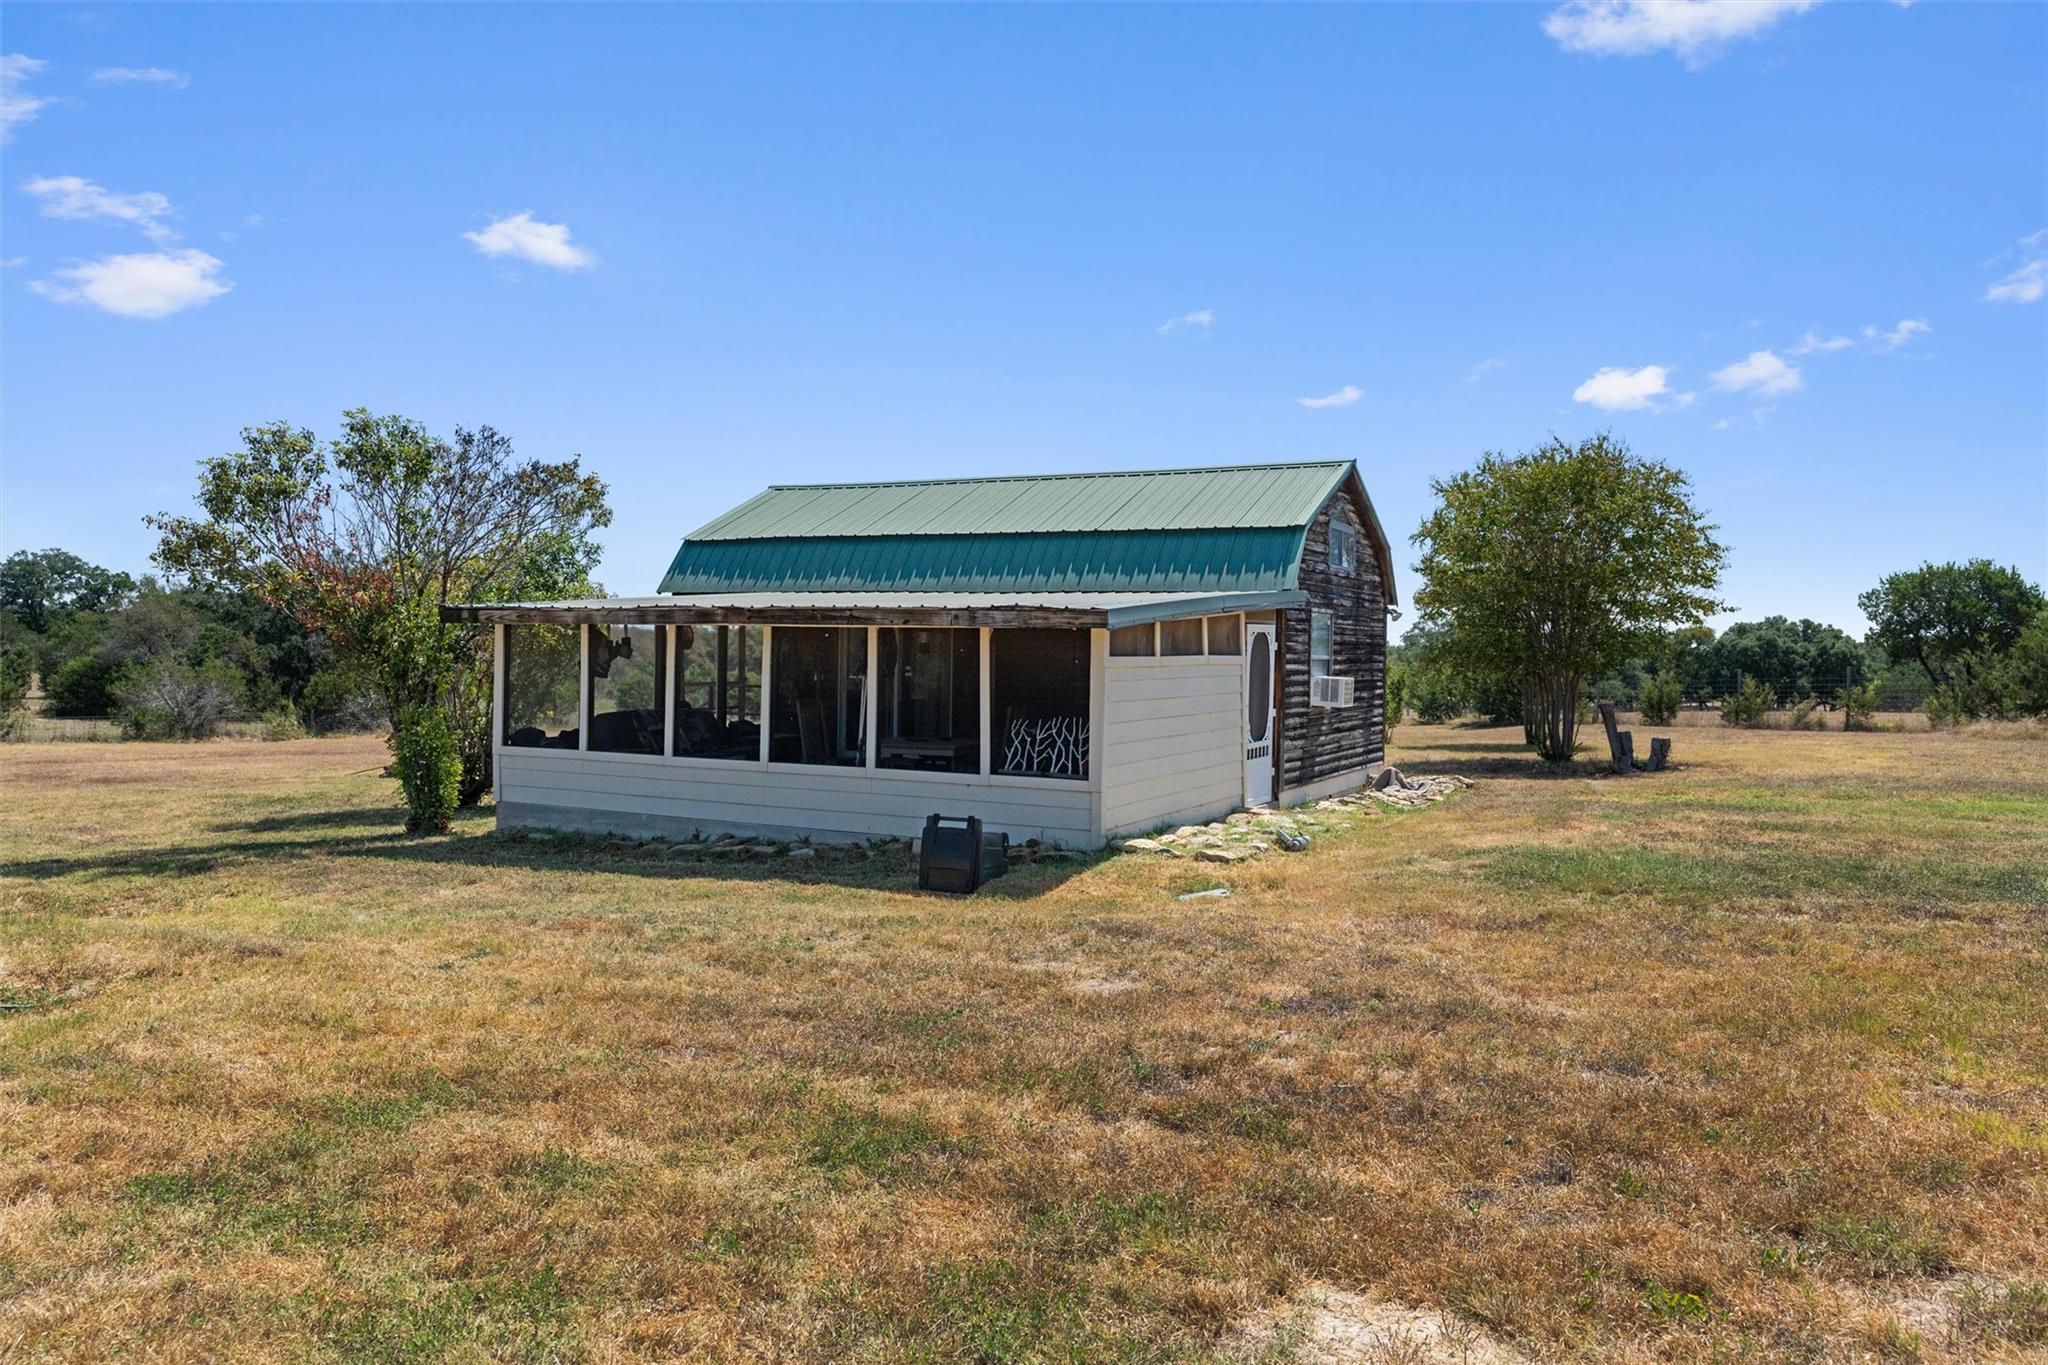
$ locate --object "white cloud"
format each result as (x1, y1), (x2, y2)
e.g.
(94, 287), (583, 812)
(29, 248), (230, 318)
(462, 211), (594, 271)
(1986, 258), (2045, 305)
(1863, 317), (1930, 350)
(1543, 0), (1820, 67)
(1711, 349), (1803, 396)
(90, 66), (190, 89)
(1711, 417), (1734, 431)
(23, 174), (177, 242)
(1156, 308), (1214, 334)
(2, 54), (48, 139)
(1466, 355), (1510, 383)
(1571, 363), (1677, 411)
(1297, 384), (1362, 410)
(1788, 329), (1853, 355)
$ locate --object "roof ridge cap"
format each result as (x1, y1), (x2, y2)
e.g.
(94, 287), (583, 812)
(756, 458), (1351, 492)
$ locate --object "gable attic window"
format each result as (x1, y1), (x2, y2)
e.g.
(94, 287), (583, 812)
(1329, 520), (1358, 574)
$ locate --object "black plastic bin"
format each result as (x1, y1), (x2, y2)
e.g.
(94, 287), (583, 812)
(917, 813), (1009, 894)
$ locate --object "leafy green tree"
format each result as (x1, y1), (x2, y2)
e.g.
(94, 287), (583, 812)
(1638, 671), (1683, 725)
(1699, 616), (1873, 700)
(150, 411), (609, 816)
(0, 549), (135, 632)
(44, 653), (126, 716)
(1405, 663), (1468, 724)
(1840, 681), (1882, 731)
(1976, 607), (2048, 719)
(1858, 560), (2045, 690)
(1411, 434), (1726, 761)
(1720, 673), (1775, 728)
(0, 644), (31, 738)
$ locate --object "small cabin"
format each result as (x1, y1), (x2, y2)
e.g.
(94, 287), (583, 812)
(444, 460), (1396, 847)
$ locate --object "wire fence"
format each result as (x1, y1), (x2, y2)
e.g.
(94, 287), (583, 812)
(1646, 673), (1935, 713)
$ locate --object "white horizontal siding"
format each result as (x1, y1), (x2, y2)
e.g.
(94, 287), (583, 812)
(496, 751), (1095, 846)
(1098, 657), (1244, 836)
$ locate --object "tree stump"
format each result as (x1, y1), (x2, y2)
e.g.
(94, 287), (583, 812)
(1645, 736), (1671, 771)
(1597, 701), (1633, 774)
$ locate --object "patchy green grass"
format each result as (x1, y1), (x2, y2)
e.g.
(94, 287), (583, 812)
(4, 726), (2046, 1360)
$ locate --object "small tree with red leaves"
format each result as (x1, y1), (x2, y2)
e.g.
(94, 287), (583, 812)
(151, 410), (609, 819)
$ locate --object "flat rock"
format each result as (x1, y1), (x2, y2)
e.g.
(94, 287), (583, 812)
(1196, 847), (1247, 863)
(1115, 837), (1166, 853)
(787, 846), (816, 860)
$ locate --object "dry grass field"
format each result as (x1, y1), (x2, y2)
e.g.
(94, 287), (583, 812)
(3, 724), (2044, 1362)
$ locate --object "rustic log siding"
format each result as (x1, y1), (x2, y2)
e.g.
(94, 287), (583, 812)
(1278, 488), (1386, 791)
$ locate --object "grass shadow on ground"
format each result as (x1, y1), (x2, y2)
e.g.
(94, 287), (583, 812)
(12, 811), (1097, 898)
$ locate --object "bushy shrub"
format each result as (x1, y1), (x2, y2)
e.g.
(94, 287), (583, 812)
(260, 704), (306, 741)
(1407, 665), (1467, 724)
(1788, 699), (1826, 731)
(1978, 607), (2048, 719)
(301, 668), (385, 734)
(1720, 673), (1775, 728)
(44, 653), (125, 716)
(1840, 681), (1882, 731)
(1638, 671), (1682, 725)
(1472, 673), (1524, 726)
(1385, 664), (1408, 726)
(393, 706), (461, 834)
(0, 645), (31, 739)
(1924, 685), (1971, 731)
(117, 660), (239, 739)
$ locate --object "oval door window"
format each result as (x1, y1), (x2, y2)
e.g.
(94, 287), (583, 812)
(1248, 639), (1270, 742)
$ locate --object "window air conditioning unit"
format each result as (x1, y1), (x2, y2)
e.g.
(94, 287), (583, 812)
(1311, 675), (1355, 708)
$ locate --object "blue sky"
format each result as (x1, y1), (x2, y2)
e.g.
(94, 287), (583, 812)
(3, 2), (2043, 639)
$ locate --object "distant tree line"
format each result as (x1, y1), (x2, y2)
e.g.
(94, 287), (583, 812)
(0, 547), (383, 738)
(1393, 558), (2047, 729)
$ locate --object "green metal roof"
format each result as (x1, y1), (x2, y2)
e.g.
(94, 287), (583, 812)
(684, 460), (1353, 539)
(662, 528), (1307, 595)
(657, 459), (1395, 603)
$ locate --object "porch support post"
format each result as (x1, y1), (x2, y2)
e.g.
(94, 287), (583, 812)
(662, 625), (677, 759)
(1088, 627), (1107, 842)
(978, 627), (992, 777)
(864, 626), (879, 769)
(492, 623), (505, 754)
(577, 625), (589, 753)
(758, 626), (774, 763)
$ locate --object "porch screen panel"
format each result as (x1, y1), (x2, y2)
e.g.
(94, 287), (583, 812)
(587, 624), (666, 755)
(878, 628), (979, 773)
(768, 627), (867, 766)
(502, 624), (581, 748)
(674, 625), (762, 760)
(990, 628), (1090, 780)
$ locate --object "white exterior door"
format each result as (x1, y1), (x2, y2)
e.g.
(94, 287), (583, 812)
(1244, 622), (1276, 806)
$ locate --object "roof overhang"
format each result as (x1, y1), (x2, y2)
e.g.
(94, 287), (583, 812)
(440, 589), (1308, 630)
